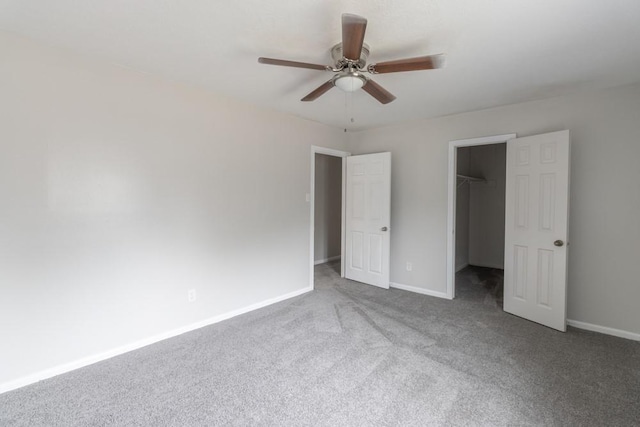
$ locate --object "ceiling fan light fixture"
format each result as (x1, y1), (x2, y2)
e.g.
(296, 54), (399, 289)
(334, 74), (366, 92)
(258, 14), (444, 104)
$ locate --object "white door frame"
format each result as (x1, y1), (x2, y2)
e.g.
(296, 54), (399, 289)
(310, 146), (351, 289)
(446, 133), (516, 299)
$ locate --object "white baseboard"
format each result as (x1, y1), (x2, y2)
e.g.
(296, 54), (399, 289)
(390, 282), (451, 300)
(387, 285), (638, 341)
(0, 286), (313, 395)
(314, 255), (341, 265)
(455, 263), (469, 273)
(388, 285), (639, 341)
(567, 319), (640, 342)
(468, 262), (504, 270)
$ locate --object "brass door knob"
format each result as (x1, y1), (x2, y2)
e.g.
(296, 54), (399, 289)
(554, 240), (564, 247)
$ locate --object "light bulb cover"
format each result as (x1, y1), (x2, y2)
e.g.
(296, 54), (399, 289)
(334, 74), (366, 92)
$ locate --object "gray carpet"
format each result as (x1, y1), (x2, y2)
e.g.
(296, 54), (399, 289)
(1, 261), (639, 426)
(456, 265), (504, 308)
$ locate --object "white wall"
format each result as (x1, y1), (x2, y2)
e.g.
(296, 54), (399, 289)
(314, 154), (342, 263)
(0, 32), (347, 388)
(455, 148), (470, 271)
(468, 144), (506, 269)
(347, 83), (640, 335)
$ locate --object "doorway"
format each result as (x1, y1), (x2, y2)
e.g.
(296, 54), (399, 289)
(309, 146), (349, 289)
(446, 134), (516, 300)
(314, 153), (343, 274)
(455, 143), (507, 308)
(447, 131), (571, 331)
(310, 147), (392, 291)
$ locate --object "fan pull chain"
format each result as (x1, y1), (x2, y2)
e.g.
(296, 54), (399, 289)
(343, 83), (356, 132)
(350, 89), (355, 125)
(344, 89), (349, 132)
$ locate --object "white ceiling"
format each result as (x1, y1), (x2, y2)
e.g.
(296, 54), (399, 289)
(2, 0), (640, 130)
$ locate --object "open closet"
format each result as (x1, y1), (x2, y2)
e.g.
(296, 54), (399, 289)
(455, 143), (506, 307)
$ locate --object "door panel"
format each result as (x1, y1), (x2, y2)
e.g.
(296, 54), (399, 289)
(369, 234), (383, 274)
(504, 130), (570, 331)
(350, 231), (364, 270)
(345, 153), (391, 288)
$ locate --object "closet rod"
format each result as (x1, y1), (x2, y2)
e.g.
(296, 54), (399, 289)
(456, 174), (486, 188)
(456, 174), (485, 182)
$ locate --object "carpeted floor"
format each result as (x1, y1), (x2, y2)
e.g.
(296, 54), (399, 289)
(1, 260), (639, 426)
(456, 265), (504, 308)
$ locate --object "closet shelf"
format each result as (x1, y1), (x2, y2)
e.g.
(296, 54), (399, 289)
(456, 174), (486, 187)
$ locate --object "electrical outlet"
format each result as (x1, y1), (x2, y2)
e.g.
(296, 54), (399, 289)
(305, 193), (310, 202)
(406, 262), (412, 272)
(188, 289), (196, 302)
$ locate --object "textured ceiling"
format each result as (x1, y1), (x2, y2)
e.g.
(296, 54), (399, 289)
(1, 0), (640, 130)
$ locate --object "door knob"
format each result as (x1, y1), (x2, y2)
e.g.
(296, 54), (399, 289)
(381, 227), (388, 231)
(554, 240), (564, 247)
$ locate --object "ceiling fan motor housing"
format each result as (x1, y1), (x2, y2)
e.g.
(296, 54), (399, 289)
(331, 42), (370, 70)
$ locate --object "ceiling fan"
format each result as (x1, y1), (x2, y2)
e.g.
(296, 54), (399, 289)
(258, 13), (444, 104)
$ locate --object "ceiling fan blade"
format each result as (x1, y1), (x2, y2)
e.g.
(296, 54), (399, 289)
(342, 14), (367, 61)
(301, 80), (335, 102)
(362, 79), (396, 104)
(258, 57), (329, 71)
(369, 54), (445, 74)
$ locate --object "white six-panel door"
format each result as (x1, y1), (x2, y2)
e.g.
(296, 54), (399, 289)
(504, 130), (570, 331)
(345, 153), (391, 289)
